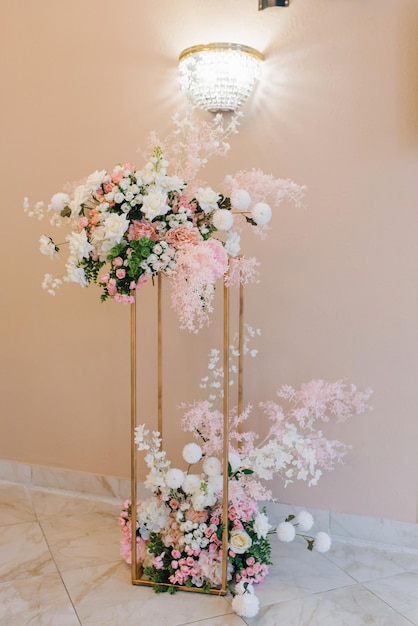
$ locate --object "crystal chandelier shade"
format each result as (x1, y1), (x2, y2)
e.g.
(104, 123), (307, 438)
(178, 43), (264, 113)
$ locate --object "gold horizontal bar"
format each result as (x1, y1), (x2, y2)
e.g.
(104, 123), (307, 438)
(131, 578), (227, 595)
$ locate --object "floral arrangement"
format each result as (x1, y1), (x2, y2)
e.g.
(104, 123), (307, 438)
(24, 112), (304, 332)
(118, 328), (373, 618)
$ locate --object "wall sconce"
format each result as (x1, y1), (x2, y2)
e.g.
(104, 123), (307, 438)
(178, 43), (264, 113)
(259, 0), (289, 8)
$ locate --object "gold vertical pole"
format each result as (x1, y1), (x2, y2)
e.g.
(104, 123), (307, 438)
(221, 279), (230, 593)
(238, 282), (244, 422)
(130, 291), (138, 582)
(157, 274), (163, 440)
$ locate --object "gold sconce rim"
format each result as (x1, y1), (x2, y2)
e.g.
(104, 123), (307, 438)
(179, 42), (264, 63)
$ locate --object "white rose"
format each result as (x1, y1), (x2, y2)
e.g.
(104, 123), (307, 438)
(253, 512), (272, 539)
(229, 529), (252, 554)
(114, 192), (125, 204)
(103, 213), (129, 245)
(251, 202), (272, 225)
(195, 187), (220, 213)
(231, 189), (251, 211)
(141, 190), (169, 221)
(49, 192), (70, 213)
(212, 209), (234, 231)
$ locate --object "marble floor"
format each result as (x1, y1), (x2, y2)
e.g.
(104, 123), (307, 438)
(1, 482), (418, 626)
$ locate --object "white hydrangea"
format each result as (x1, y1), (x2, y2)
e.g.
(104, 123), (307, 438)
(202, 457), (222, 477)
(182, 443), (203, 465)
(49, 192), (70, 214)
(230, 188), (251, 211)
(314, 531), (332, 553)
(251, 201), (272, 225)
(212, 208), (234, 231)
(276, 521), (296, 543)
(232, 589), (260, 618)
(182, 474), (201, 495)
(165, 468), (185, 489)
(296, 510), (314, 531)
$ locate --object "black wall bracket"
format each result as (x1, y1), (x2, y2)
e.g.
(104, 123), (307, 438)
(259, 0), (289, 9)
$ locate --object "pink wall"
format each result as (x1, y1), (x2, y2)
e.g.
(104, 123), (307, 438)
(1, 0), (417, 523)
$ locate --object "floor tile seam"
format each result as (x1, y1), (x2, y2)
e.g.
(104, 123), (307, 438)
(176, 610), (241, 626)
(37, 517), (83, 626)
(359, 582), (417, 625)
(26, 483), (123, 507)
(50, 557), (123, 577)
(0, 518), (37, 528)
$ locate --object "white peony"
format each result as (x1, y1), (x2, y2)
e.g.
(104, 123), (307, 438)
(212, 209), (234, 231)
(65, 261), (88, 287)
(253, 512), (272, 539)
(69, 184), (91, 217)
(276, 521), (296, 543)
(165, 468), (185, 489)
(202, 456), (222, 477)
(182, 443), (202, 465)
(67, 229), (93, 262)
(141, 190), (169, 221)
(85, 169), (107, 190)
(296, 510), (314, 532)
(231, 188), (251, 211)
(229, 528), (252, 554)
(49, 192), (70, 213)
(251, 201), (272, 225)
(195, 187), (220, 213)
(314, 531), (332, 553)
(39, 235), (58, 259)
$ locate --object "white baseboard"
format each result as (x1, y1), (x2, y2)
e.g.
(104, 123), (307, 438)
(1, 459), (417, 552)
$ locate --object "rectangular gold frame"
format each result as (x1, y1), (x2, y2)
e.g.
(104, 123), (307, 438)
(129, 275), (244, 595)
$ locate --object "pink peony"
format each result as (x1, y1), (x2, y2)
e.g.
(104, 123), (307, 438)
(128, 219), (158, 242)
(164, 224), (202, 249)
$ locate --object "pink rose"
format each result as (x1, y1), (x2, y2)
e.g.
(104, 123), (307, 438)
(113, 257), (123, 267)
(116, 268), (126, 279)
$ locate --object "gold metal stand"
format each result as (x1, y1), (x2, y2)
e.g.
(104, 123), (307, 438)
(129, 273), (243, 595)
